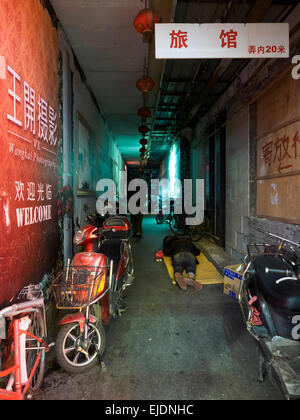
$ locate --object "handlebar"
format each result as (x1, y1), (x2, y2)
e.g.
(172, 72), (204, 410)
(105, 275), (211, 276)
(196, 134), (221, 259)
(276, 277), (298, 284)
(265, 267), (294, 276)
(0, 298), (44, 318)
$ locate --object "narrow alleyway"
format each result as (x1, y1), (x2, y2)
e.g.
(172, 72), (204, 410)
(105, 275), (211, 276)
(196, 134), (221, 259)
(37, 217), (283, 401)
(1, 0), (300, 403)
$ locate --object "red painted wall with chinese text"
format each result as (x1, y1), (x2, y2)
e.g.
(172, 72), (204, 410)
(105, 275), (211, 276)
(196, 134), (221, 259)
(0, 0), (60, 305)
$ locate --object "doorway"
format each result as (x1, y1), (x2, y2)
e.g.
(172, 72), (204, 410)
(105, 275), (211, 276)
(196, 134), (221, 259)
(205, 125), (226, 248)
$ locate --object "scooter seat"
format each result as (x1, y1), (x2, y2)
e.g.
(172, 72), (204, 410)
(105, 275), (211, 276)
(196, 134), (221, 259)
(253, 255), (300, 312)
(98, 239), (122, 276)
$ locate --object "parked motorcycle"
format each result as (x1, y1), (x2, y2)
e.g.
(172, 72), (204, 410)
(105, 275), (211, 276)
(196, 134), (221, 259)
(238, 229), (300, 399)
(52, 215), (134, 374)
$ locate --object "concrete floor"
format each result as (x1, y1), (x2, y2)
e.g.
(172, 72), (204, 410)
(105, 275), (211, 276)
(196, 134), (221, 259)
(37, 217), (283, 400)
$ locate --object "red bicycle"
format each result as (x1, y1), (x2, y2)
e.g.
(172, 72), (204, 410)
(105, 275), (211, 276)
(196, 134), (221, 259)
(0, 284), (50, 400)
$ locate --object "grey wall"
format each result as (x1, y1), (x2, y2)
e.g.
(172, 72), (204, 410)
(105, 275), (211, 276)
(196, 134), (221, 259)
(225, 107), (250, 259)
(59, 30), (124, 230)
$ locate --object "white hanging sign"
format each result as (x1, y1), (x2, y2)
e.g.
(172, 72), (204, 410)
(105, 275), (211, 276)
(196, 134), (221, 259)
(155, 23), (289, 59)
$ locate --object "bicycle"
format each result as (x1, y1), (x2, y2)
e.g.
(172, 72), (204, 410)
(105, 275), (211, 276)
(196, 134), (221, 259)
(169, 214), (217, 243)
(0, 284), (50, 400)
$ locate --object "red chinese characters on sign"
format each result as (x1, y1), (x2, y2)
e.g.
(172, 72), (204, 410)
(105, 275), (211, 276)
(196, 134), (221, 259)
(261, 130), (300, 174)
(219, 29), (238, 49)
(248, 45), (286, 55)
(292, 131), (300, 159)
(262, 141), (273, 168)
(273, 135), (292, 172)
(170, 30), (188, 49)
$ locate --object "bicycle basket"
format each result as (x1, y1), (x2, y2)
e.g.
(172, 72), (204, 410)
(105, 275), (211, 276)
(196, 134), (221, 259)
(9, 283), (44, 305)
(52, 265), (107, 309)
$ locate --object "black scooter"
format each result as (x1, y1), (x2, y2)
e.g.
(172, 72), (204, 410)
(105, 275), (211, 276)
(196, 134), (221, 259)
(239, 229), (300, 399)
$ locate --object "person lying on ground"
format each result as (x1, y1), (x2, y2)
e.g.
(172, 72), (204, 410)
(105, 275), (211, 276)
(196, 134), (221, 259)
(163, 235), (203, 291)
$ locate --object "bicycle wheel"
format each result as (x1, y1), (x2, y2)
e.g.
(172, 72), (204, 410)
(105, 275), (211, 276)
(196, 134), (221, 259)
(190, 225), (204, 242)
(55, 321), (106, 375)
(169, 215), (187, 236)
(26, 309), (46, 396)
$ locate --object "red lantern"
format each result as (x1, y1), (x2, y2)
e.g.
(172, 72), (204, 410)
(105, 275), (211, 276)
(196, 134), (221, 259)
(134, 8), (161, 42)
(139, 138), (148, 147)
(136, 76), (154, 94)
(138, 107), (151, 121)
(139, 146), (146, 154)
(138, 125), (149, 136)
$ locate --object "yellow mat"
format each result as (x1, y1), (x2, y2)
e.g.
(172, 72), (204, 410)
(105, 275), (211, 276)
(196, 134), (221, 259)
(164, 253), (223, 285)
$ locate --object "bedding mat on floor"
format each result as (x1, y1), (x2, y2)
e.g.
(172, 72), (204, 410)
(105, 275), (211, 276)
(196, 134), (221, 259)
(164, 253), (223, 285)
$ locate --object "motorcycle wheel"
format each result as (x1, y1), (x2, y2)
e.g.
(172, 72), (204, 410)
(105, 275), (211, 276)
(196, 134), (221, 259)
(55, 321), (106, 374)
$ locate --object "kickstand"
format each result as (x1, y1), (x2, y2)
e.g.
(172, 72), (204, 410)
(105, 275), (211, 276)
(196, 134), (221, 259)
(96, 344), (106, 371)
(117, 306), (128, 317)
(98, 353), (107, 372)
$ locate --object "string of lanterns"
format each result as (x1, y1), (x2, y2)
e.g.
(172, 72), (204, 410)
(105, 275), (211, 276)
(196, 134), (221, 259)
(134, 4), (161, 166)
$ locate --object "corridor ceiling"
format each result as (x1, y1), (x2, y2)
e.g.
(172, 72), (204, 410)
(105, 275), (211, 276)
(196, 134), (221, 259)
(50, 0), (298, 168)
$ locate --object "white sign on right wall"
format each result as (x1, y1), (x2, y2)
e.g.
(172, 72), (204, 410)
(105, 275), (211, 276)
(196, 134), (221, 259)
(155, 23), (289, 59)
